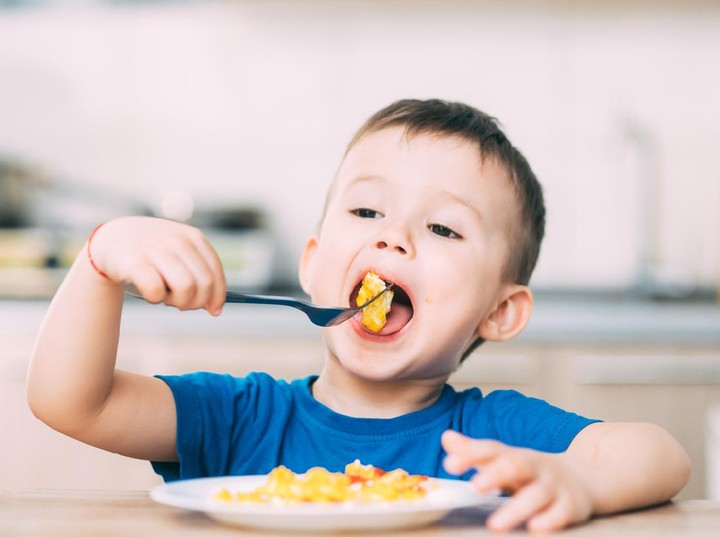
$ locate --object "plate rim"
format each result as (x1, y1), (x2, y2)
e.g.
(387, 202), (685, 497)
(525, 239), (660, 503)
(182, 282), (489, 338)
(150, 474), (493, 517)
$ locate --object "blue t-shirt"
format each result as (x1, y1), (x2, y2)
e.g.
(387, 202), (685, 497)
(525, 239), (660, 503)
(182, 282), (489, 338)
(151, 372), (599, 482)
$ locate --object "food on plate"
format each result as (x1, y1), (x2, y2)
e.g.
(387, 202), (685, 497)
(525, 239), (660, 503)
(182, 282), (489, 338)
(213, 460), (429, 504)
(357, 272), (394, 332)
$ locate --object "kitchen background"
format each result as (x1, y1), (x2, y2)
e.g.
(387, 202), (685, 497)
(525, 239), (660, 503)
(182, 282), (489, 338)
(1, 0), (720, 499)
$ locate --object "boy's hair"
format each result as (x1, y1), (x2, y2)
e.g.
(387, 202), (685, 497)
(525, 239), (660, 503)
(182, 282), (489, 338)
(346, 99), (545, 288)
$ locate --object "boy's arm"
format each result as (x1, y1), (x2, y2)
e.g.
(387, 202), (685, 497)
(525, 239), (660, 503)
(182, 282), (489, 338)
(564, 421), (691, 514)
(442, 422), (690, 532)
(27, 217), (226, 461)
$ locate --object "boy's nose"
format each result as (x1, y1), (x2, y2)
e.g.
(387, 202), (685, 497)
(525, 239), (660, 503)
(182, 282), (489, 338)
(373, 225), (414, 257)
(375, 240), (407, 254)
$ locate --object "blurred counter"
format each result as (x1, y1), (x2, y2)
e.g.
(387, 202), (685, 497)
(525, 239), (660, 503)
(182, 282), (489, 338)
(4, 293), (720, 345)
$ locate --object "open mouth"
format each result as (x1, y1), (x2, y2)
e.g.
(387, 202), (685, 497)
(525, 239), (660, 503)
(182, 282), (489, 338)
(350, 276), (414, 334)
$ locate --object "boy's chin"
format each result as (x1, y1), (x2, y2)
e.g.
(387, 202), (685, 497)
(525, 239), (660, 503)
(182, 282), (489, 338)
(343, 365), (451, 388)
(332, 351), (410, 381)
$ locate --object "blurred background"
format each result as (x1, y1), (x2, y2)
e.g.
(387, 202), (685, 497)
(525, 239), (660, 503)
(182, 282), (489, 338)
(1, 0), (719, 499)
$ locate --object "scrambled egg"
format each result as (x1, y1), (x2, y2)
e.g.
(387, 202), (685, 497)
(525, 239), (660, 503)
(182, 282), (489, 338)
(356, 271), (394, 332)
(213, 460), (428, 504)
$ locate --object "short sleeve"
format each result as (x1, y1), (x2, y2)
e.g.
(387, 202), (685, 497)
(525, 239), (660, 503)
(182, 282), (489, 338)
(150, 372), (251, 481)
(479, 390), (600, 452)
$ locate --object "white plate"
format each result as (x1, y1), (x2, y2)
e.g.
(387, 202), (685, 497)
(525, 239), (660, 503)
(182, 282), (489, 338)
(151, 475), (498, 532)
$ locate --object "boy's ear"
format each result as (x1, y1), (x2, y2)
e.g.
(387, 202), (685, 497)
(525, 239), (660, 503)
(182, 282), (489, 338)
(298, 236), (319, 296)
(477, 284), (533, 342)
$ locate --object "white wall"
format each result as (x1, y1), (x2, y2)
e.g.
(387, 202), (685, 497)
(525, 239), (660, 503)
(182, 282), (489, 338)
(1, 1), (718, 290)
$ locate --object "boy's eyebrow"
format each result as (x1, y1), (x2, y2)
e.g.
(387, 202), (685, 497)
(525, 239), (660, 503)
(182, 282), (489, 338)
(345, 174), (388, 188)
(438, 190), (483, 221)
(323, 174), (385, 216)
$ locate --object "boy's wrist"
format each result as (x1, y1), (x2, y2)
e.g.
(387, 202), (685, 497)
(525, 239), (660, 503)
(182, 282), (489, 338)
(86, 223), (112, 282)
(560, 445), (606, 514)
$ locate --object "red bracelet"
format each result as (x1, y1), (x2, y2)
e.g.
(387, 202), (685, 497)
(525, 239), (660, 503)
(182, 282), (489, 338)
(87, 224), (111, 281)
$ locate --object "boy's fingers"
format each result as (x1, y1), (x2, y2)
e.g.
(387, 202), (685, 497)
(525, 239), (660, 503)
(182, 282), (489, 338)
(526, 495), (574, 533)
(128, 265), (169, 304)
(175, 245), (220, 313)
(442, 430), (504, 474)
(440, 429), (465, 450)
(191, 234), (227, 315)
(442, 430), (504, 458)
(154, 255), (195, 307)
(471, 452), (537, 492)
(486, 481), (555, 532)
(526, 490), (589, 533)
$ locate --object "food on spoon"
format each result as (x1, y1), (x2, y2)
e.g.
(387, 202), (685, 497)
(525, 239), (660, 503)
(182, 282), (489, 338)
(213, 460), (429, 504)
(357, 271), (394, 332)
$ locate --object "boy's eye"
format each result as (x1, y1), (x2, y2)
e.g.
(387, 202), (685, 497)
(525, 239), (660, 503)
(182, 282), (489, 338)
(352, 208), (382, 219)
(428, 223), (461, 239)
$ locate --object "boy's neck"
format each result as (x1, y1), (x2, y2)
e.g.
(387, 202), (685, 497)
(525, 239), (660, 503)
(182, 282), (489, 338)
(310, 366), (447, 419)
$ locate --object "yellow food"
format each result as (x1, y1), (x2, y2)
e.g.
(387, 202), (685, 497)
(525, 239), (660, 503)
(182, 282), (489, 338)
(213, 460), (429, 504)
(357, 271), (394, 332)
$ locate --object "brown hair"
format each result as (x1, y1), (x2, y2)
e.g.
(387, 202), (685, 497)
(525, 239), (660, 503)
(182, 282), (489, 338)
(346, 98), (545, 287)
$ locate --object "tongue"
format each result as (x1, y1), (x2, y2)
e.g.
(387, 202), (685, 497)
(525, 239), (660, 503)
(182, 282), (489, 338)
(375, 303), (413, 335)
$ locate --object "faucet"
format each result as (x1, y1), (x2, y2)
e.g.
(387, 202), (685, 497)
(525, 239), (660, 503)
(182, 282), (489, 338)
(622, 117), (697, 299)
(622, 117), (661, 296)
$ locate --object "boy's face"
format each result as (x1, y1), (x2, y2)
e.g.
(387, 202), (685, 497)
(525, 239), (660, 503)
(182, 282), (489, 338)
(300, 126), (528, 383)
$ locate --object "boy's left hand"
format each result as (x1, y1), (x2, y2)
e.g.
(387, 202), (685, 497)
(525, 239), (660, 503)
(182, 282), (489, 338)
(442, 430), (593, 532)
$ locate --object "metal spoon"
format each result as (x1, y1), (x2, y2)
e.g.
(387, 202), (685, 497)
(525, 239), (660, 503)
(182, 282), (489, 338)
(123, 282), (393, 327)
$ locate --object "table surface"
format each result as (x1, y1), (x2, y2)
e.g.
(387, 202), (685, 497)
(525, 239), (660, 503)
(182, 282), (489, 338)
(1, 489), (719, 536)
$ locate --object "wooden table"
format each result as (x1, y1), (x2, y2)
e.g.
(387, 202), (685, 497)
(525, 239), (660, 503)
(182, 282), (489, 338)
(1, 489), (718, 536)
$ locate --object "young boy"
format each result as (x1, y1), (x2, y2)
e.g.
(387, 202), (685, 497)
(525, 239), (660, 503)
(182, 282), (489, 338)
(28, 99), (690, 532)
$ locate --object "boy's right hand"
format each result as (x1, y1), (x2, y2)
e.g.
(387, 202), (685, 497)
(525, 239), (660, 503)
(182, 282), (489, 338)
(89, 216), (226, 316)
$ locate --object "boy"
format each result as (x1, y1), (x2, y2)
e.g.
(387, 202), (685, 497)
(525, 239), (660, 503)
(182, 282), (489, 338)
(28, 99), (690, 532)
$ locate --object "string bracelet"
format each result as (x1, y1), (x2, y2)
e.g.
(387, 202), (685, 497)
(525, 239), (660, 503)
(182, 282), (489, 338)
(87, 223), (111, 281)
